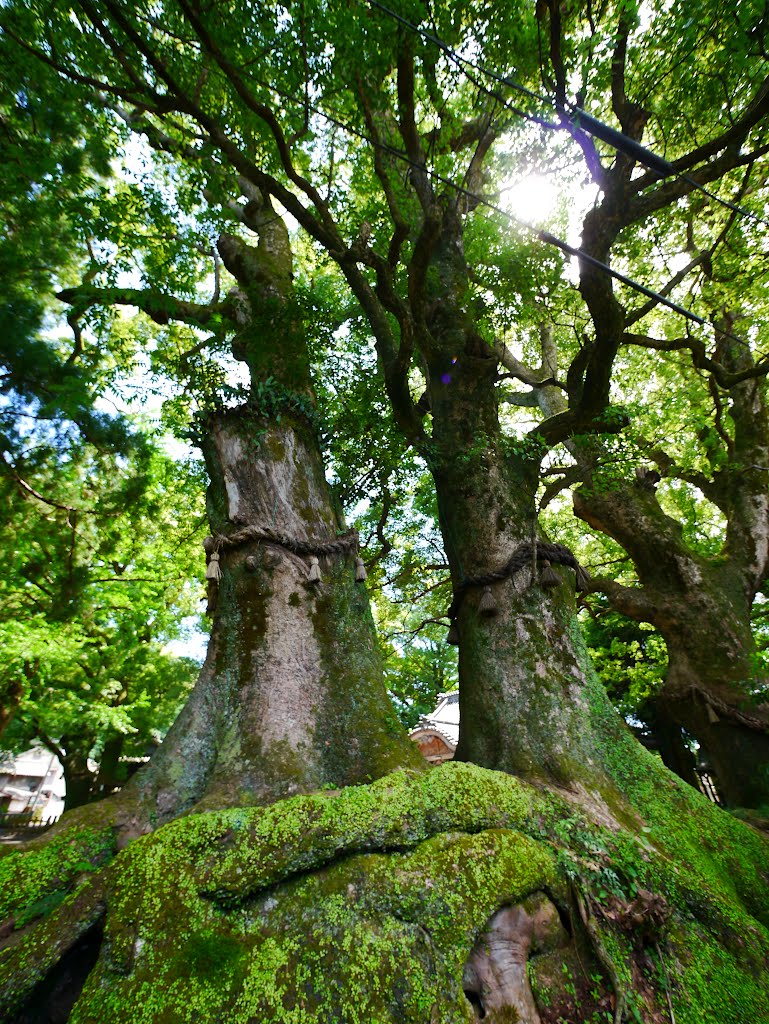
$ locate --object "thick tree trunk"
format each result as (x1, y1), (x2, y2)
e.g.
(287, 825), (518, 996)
(434, 452), (608, 789)
(575, 481), (769, 807)
(415, 212), (620, 797)
(567, 312), (769, 808)
(125, 408), (420, 824)
(4, 234), (769, 1024)
(61, 751), (95, 813)
(662, 640), (769, 808)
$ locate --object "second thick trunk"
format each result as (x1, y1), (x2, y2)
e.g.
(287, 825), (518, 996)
(434, 453), (617, 795)
(663, 637), (769, 808)
(575, 483), (769, 807)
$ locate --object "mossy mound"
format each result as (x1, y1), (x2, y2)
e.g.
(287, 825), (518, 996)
(1, 761), (768, 1023)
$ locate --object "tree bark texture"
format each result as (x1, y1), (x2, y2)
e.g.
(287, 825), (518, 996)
(574, 476), (769, 807)
(414, 211), (620, 796)
(125, 408), (419, 823)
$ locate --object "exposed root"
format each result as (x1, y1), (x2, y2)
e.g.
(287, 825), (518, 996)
(0, 868), (107, 1021)
(573, 887), (629, 1024)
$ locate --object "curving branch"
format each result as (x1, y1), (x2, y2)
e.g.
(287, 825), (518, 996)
(56, 286), (227, 333)
(356, 77), (411, 268)
(625, 251), (710, 327)
(174, 0), (336, 230)
(623, 332), (769, 389)
(0, 452), (105, 516)
(492, 335), (563, 390)
(581, 575), (663, 628)
(396, 44), (432, 210)
(624, 140), (769, 227)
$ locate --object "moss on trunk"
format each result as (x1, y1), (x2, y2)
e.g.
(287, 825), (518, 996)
(117, 403), (421, 826)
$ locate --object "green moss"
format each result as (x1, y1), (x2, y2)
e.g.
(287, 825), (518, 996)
(3, 760), (769, 1023)
(12, 890), (68, 929)
(0, 864), (107, 1019)
(308, 554), (425, 784)
(72, 805), (556, 1023)
(0, 825), (115, 923)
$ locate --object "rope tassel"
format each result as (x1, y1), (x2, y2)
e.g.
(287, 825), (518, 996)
(539, 560), (561, 589)
(206, 550), (222, 582)
(307, 555), (322, 583)
(355, 556), (368, 582)
(575, 564), (591, 592)
(478, 585), (498, 617)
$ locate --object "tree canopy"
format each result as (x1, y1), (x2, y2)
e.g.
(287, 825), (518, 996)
(2, 1), (769, 1022)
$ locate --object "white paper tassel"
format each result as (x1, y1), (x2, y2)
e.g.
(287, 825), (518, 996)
(206, 550), (222, 581)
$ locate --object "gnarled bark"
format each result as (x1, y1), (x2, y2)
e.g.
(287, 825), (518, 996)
(127, 406), (420, 824)
(574, 473), (769, 807)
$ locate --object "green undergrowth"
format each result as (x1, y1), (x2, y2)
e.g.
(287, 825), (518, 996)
(1, 760), (768, 1023)
(584, 634), (769, 933)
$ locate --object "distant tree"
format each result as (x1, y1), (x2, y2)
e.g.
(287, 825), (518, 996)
(0, 435), (205, 807)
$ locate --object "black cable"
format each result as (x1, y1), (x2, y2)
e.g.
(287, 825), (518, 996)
(253, 73), (714, 330)
(366, 0), (769, 230)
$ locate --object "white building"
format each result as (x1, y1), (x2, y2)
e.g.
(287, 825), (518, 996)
(0, 747), (65, 822)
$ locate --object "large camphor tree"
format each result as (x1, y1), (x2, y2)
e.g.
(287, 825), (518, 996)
(514, 303), (769, 809)
(2, 1), (769, 1022)
(572, 315), (769, 810)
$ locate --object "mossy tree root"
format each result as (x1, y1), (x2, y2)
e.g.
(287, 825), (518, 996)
(2, 761), (768, 1023)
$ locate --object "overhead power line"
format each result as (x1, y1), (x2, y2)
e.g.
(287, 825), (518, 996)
(366, 0), (769, 230)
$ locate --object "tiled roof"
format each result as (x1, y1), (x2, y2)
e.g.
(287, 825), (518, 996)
(410, 689), (460, 746)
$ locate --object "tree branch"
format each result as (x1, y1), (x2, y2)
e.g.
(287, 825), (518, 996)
(625, 251), (709, 327)
(396, 44), (432, 210)
(625, 139), (769, 227)
(623, 332), (769, 389)
(0, 452), (104, 515)
(582, 576), (662, 626)
(56, 286), (227, 332)
(174, 0), (337, 230)
(356, 77), (411, 268)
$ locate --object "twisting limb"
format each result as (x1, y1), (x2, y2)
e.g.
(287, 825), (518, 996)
(396, 44), (432, 210)
(356, 76), (411, 268)
(174, 0), (337, 230)
(56, 286), (227, 332)
(636, 73), (769, 184)
(623, 332), (769, 389)
(624, 140), (769, 227)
